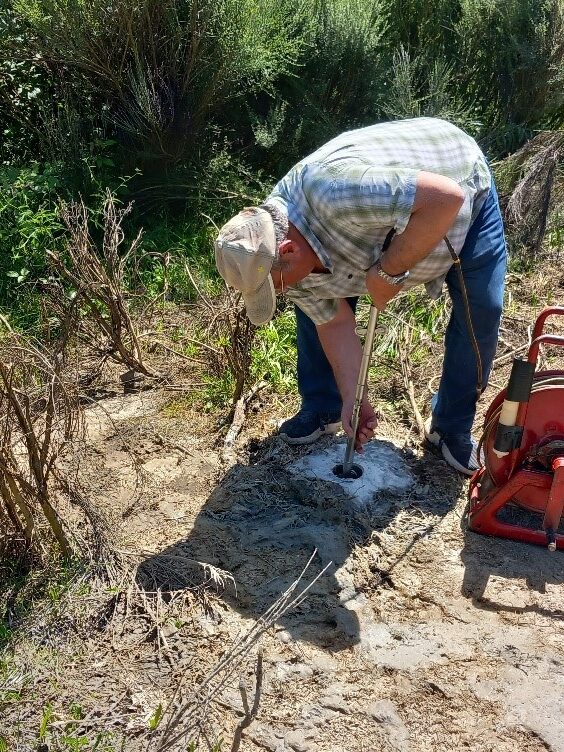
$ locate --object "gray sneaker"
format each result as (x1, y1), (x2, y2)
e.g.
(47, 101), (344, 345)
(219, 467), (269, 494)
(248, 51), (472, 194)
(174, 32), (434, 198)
(425, 418), (479, 476)
(278, 409), (341, 445)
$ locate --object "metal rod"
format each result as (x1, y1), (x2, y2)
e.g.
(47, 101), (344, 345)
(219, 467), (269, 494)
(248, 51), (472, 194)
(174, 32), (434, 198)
(342, 305), (379, 475)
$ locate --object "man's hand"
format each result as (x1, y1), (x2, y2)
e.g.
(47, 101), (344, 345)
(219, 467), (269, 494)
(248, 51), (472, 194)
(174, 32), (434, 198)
(342, 397), (378, 451)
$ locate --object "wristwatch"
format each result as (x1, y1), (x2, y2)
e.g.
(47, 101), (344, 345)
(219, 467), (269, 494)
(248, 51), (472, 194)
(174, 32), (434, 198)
(374, 259), (410, 286)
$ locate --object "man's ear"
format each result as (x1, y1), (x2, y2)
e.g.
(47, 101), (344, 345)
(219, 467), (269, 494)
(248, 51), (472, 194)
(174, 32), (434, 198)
(278, 239), (295, 256)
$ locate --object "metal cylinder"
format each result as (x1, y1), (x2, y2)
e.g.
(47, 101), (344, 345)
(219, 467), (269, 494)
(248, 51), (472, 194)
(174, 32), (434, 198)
(342, 305), (379, 476)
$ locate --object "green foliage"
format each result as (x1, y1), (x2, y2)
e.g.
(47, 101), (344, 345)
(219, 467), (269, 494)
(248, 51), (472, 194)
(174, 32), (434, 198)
(456, 0), (564, 150)
(248, 0), (390, 170)
(148, 703), (163, 730)
(0, 555), (84, 653)
(1, 0), (563, 338)
(39, 702), (54, 740)
(138, 219), (221, 303)
(0, 165), (63, 322)
(381, 46), (481, 135)
(9, 0), (305, 170)
(296, 0), (389, 134)
(251, 306), (297, 392)
(0, 651), (25, 704)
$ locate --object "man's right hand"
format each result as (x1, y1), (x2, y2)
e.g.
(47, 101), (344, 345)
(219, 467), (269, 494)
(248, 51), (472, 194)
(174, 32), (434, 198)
(342, 397), (378, 451)
(316, 300), (378, 449)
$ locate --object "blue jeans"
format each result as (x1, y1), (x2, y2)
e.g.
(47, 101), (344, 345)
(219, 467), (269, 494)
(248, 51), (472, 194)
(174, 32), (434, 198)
(295, 180), (507, 434)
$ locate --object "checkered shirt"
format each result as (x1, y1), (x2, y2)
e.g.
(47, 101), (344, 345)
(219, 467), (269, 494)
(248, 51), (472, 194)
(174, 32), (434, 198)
(267, 117), (491, 324)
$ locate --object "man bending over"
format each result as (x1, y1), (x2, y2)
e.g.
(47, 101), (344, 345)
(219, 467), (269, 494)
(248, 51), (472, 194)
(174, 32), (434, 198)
(214, 118), (507, 475)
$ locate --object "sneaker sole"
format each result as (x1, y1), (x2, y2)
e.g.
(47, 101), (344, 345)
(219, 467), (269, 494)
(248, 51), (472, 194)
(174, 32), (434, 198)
(425, 429), (480, 475)
(279, 421), (340, 446)
(439, 443), (477, 476)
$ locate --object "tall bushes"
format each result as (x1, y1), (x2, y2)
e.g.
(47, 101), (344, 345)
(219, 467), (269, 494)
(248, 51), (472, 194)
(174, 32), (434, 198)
(457, 0), (564, 150)
(1, 0), (563, 326)
(7, 0), (306, 170)
(3, 0), (563, 176)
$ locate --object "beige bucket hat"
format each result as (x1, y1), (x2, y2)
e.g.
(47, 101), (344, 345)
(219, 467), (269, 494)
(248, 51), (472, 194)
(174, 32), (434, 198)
(215, 208), (277, 325)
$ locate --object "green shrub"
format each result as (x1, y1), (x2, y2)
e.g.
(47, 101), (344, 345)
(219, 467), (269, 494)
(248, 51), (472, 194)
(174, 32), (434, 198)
(456, 0), (564, 151)
(0, 165), (63, 326)
(9, 0), (306, 170)
(381, 46), (481, 135)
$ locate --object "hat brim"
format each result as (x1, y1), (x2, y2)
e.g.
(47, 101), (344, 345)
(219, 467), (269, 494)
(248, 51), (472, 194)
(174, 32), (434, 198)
(243, 273), (276, 325)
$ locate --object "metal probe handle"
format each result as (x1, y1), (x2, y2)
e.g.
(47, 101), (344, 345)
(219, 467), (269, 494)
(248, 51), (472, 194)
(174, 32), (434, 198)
(342, 305), (379, 475)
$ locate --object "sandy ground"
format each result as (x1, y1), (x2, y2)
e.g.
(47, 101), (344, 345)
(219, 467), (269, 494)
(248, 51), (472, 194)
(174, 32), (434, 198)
(4, 384), (562, 752)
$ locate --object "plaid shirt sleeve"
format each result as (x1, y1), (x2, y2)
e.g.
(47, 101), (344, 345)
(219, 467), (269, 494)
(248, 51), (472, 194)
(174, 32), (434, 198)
(285, 161), (418, 325)
(301, 161), (418, 234)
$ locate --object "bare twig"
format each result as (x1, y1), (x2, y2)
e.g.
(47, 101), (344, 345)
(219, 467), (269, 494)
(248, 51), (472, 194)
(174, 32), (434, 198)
(149, 340), (209, 365)
(505, 131), (564, 257)
(48, 191), (156, 378)
(0, 333), (85, 556)
(154, 550), (331, 751)
(398, 328), (426, 440)
(230, 648), (264, 752)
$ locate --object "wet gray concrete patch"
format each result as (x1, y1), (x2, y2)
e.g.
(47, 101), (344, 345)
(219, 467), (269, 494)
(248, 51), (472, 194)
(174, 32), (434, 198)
(288, 439), (414, 506)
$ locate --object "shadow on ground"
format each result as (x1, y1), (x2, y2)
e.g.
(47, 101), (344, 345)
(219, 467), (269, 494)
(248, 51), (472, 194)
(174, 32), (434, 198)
(460, 511), (564, 619)
(136, 438), (467, 651)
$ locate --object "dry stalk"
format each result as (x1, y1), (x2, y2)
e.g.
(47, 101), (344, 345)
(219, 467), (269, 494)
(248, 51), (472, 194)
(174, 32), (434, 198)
(505, 131), (564, 257)
(222, 381), (267, 465)
(0, 334), (82, 556)
(398, 326), (426, 440)
(0, 331), (118, 562)
(48, 190), (156, 379)
(193, 275), (258, 408)
(153, 549), (332, 751)
(230, 648), (264, 752)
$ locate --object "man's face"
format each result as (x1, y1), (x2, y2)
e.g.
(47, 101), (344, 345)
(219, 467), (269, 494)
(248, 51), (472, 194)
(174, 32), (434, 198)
(270, 237), (316, 294)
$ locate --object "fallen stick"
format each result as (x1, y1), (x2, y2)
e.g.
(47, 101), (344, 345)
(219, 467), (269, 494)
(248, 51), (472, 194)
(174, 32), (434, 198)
(155, 550), (331, 751)
(492, 342), (529, 366)
(230, 648), (264, 752)
(222, 381), (267, 464)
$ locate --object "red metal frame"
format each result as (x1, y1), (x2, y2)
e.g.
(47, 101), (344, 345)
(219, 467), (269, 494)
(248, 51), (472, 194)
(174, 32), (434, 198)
(468, 307), (564, 550)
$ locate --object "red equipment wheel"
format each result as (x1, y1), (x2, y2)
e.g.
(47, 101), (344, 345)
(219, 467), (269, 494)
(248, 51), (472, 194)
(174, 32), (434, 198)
(480, 371), (564, 512)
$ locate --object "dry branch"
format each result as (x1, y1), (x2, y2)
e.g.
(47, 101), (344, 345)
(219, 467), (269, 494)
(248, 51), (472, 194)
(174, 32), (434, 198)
(0, 335), (82, 556)
(0, 330), (118, 561)
(153, 550), (332, 751)
(504, 131), (564, 257)
(222, 381), (267, 465)
(230, 648), (264, 752)
(398, 327), (426, 440)
(48, 190), (156, 378)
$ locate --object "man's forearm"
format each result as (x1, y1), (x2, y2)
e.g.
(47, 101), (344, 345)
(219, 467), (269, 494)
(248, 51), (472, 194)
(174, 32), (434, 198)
(316, 301), (362, 403)
(380, 170), (464, 276)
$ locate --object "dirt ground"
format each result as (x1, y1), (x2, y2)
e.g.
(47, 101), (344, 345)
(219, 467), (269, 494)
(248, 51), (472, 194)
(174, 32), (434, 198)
(4, 364), (564, 751)
(3, 267), (564, 750)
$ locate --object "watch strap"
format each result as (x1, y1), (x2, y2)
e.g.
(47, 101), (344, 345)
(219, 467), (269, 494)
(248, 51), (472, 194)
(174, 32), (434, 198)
(375, 259), (410, 286)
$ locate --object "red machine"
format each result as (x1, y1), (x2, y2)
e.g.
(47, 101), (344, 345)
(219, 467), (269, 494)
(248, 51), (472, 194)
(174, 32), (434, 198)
(468, 306), (564, 551)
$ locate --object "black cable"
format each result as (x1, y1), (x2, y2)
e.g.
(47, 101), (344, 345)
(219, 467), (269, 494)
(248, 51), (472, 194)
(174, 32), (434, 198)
(444, 236), (483, 397)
